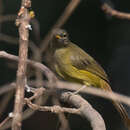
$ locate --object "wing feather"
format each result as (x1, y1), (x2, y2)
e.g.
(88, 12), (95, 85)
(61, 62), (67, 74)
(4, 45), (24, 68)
(69, 43), (109, 82)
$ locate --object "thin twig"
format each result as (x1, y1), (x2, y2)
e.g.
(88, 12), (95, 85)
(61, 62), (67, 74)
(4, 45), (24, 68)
(12, 0), (32, 129)
(0, 51), (57, 81)
(1, 51), (130, 107)
(0, 33), (39, 56)
(0, 15), (16, 23)
(56, 81), (130, 106)
(0, 116), (11, 129)
(0, 91), (46, 130)
(25, 98), (80, 114)
(0, 82), (16, 95)
(0, 91), (14, 117)
(27, 87), (46, 101)
(0, 81), (40, 96)
(52, 97), (71, 130)
(102, 3), (130, 19)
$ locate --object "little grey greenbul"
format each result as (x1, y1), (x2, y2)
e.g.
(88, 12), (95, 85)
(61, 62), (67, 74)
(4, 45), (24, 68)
(45, 28), (130, 129)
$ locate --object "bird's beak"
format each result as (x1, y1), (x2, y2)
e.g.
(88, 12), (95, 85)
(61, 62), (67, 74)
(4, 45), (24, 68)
(56, 35), (61, 39)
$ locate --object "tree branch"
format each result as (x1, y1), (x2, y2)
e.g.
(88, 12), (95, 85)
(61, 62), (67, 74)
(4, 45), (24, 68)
(60, 92), (106, 130)
(25, 88), (106, 130)
(25, 98), (80, 114)
(0, 51), (57, 81)
(0, 15), (16, 23)
(56, 81), (130, 107)
(12, 0), (32, 129)
(1, 51), (130, 107)
(52, 97), (71, 130)
(102, 3), (130, 19)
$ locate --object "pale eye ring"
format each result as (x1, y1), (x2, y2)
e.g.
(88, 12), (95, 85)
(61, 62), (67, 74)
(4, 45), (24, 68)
(63, 33), (67, 37)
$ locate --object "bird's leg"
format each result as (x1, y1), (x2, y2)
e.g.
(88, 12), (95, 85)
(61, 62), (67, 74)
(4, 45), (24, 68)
(73, 85), (87, 95)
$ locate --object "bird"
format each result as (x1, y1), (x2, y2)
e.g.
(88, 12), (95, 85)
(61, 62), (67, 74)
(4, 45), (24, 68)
(45, 28), (130, 129)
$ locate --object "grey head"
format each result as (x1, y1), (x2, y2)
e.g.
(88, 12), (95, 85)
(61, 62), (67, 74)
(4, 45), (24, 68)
(51, 28), (70, 47)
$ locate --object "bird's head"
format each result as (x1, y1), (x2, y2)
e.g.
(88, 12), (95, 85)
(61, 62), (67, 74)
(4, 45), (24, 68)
(51, 28), (70, 46)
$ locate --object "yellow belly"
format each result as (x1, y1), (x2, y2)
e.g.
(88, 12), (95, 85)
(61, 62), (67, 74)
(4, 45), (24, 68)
(55, 64), (103, 88)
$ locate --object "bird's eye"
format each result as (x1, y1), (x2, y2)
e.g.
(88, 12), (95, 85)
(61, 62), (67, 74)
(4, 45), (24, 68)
(63, 33), (67, 37)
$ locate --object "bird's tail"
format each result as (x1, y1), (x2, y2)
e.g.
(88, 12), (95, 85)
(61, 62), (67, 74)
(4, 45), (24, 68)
(100, 80), (130, 129)
(112, 101), (130, 129)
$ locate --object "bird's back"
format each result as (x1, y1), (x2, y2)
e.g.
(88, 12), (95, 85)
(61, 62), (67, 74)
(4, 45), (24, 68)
(53, 42), (109, 87)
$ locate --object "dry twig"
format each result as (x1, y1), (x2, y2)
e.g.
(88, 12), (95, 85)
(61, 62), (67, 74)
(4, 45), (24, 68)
(0, 15), (16, 23)
(25, 98), (80, 114)
(12, 0), (32, 129)
(60, 92), (106, 130)
(102, 3), (130, 19)
(0, 91), (14, 117)
(25, 88), (106, 130)
(0, 92), (46, 130)
(0, 116), (11, 129)
(56, 81), (130, 106)
(0, 82), (16, 95)
(52, 97), (71, 130)
(1, 51), (130, 107)
(0, 51), (57, 81)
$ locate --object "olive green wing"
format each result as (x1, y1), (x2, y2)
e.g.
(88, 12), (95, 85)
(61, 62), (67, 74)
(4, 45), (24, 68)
(69, 43), (109, 82)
